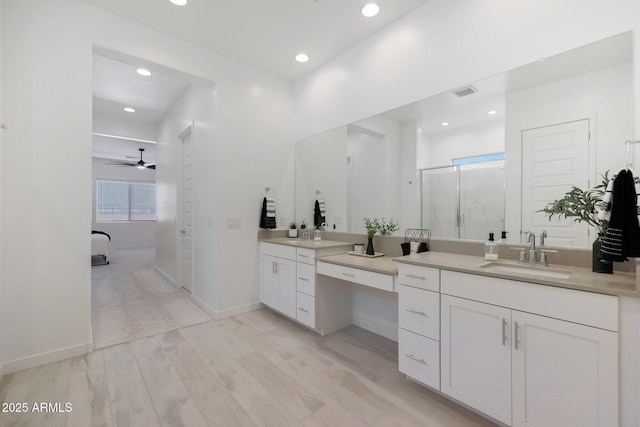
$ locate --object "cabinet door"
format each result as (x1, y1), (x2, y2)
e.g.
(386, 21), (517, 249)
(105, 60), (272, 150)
(512, 311), (618, 427)
(441, 295), (512, 425)
(276, 257), (297, 319)
(261, 255), (278, 309)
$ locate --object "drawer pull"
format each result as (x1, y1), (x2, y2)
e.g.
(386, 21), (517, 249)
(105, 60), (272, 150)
(406, 274), (427, 280)
(406, 354), (427, 365)
(298, 277), (309, 281)
(406, 308), (428, 317)
(298, 307), (309, 313)
(298, 254), (310, 259)
(342, 273), (356, 278)
(514, 321), (520, 350)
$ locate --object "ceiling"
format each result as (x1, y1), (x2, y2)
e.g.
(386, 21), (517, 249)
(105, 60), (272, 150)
(81, 0), (430, 81)
(90, 0), (429, 161)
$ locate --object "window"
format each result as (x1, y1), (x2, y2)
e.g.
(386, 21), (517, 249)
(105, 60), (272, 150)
(96, 180), (156, 222)
(452, 153), (505, 166)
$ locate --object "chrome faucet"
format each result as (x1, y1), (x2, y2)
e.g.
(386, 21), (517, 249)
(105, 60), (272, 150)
(512, 231), (556, 266)
(527, 231), (536, 262)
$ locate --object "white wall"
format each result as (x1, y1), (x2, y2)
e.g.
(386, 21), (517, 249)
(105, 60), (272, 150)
(1, 0), (293, 372)
(294, 0), (640, 141)
(91, 158), (156, 250)
(92, 113), (159, 142)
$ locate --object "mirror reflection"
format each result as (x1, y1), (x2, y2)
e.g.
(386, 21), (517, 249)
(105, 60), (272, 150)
(295, 31), (633, 247)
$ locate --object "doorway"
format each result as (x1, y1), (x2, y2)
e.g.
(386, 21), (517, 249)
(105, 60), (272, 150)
(90, 49), (213, 349)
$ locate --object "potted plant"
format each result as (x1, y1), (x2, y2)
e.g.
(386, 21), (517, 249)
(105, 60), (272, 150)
(363, 217), (399, 255)
(538, 171), (611, 273)
(288, 221), (298, 238)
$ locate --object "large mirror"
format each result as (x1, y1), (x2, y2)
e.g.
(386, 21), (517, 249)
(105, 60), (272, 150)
(295, 32), (634, 247)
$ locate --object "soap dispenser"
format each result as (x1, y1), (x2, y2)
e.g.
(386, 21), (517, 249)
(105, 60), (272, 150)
(499, 231), (508, 244)
(485, 233), (498, 260)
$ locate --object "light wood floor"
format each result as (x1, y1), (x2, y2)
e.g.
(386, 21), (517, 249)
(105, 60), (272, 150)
(91, 248), (212, 349)
(0, 308), (498, 427)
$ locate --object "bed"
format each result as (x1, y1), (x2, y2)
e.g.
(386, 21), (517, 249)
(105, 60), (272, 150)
(91, 230), (111, 265)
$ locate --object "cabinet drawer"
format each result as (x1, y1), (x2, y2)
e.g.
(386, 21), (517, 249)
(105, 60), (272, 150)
(398, 285), (439, 340)
(297, 248), (316, 265)
(398, 264), (439, 291)
(260, 242), (296, 261)
(297, 262), (316, 296)
(398, 328), (440, 390)
(317, 261), (395, 292)
(296, 292), (316, 328)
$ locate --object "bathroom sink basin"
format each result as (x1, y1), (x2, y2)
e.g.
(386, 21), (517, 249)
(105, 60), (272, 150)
(480, 262), (572, 280)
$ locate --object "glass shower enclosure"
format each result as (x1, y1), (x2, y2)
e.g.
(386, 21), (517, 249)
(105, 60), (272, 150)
(420, 158), (505, 240)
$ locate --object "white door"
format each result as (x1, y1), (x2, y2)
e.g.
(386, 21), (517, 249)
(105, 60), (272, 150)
(521, 120), (590, 247)
(181, 128), (194, 292)
(261, 254), (278, 308)
(511, 311), (618, 427)
(441, 295), (512, 425)
(277, 257), (297, 319)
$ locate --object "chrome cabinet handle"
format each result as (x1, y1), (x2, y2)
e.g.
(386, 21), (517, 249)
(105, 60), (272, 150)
(406, 274), (426, 280)
(342, 273), (355, 278)
(299, 254), (310, 258)
(406, 308), (428, 317)
(298, 277), (309, 281)
(298, 307), (309, 313)
(406, 354), (427, 365)
(502, 318), (507, 346)
(514, 321), (520, 350)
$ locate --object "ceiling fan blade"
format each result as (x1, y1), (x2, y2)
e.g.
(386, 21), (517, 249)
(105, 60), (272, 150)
(105, 161), (136, 167)
(146, 164), (156, 170)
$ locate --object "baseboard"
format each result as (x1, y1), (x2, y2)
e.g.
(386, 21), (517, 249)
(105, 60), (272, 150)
(190, 294), (217, 318)
(190, 296), (261, 321)
(153, 265), (177, 287)
(352, 309), (398, 342)
(1, 342), (90, 375)
(214, 301), (262, 319)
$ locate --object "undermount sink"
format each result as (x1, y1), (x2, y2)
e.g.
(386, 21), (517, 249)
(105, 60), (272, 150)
(480, 261), (572, 280)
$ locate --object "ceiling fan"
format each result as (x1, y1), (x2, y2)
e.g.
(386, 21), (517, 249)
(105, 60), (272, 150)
(106, 148), (156, 170)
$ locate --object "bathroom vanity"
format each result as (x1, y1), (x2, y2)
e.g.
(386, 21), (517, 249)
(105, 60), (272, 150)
(259, 236), (636, 427)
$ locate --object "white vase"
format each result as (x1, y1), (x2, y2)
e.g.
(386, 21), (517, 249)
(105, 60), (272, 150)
(288, 229), (297, 238)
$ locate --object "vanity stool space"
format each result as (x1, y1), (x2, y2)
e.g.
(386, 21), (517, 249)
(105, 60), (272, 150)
(397, 260), (620, 427)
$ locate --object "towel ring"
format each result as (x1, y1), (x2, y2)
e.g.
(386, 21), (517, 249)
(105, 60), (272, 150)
(264, 186), (275, 197)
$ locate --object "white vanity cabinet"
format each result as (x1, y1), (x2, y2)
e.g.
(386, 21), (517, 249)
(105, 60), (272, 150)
(397, 264), (441, 390)
(260, 243), (297, 319)
(295, 247), (316, 328)
(440, 270), (619, 427)
(260, 241), (352, 331)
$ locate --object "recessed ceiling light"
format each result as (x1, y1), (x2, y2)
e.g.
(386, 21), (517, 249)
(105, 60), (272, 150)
(295, 53), (309, 63)
(441, 122), (449, 126)
(488, 110), (497, 115)
(124, 107), (136, 113)
(136, 68), (151, 77)
(169, 0), (187, 5)
(362, 3), (380, 17)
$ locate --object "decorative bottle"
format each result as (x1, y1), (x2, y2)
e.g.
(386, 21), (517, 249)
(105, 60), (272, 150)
(484, 233), (498, 260)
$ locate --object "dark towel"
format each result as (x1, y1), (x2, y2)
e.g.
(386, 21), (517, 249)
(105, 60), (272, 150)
(260, 197), (276, 229)
(92, 230), (111, 241)
(314, 199), (325, 227)
(600, 170), (640, 261)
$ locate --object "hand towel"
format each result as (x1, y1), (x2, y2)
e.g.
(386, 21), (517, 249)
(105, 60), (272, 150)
(314, 199), (326, 227)
(260, 197), (277, 229)
(600, 169), (640, 261)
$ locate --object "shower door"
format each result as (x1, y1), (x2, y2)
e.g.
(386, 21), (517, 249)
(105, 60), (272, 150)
(421, 159), (505, 240)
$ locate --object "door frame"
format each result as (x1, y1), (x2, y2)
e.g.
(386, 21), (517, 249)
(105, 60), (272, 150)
(518, 115), (596, 245)
(177, 122), (194, 291)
